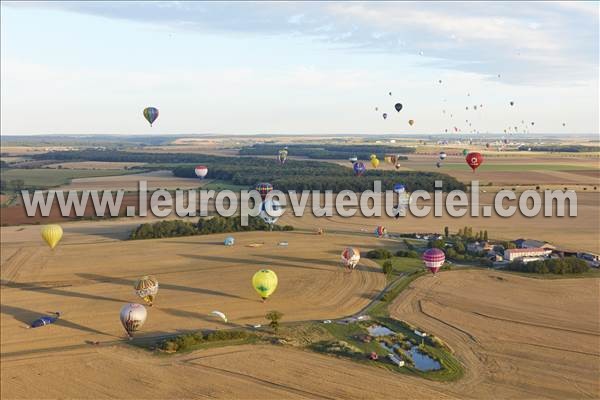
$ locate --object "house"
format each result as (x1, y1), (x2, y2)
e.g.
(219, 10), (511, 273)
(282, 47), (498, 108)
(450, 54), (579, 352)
(504, 247), (552, 262)
(467, 241), (493, 253)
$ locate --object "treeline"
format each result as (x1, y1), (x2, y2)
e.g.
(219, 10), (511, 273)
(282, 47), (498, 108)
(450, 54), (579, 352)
(518, 145), (600, 153)
(506, 257), (589, 274)
(31, 149), (465, 192)
(239, 143), (414, 160)
(130, 216), (293, 240)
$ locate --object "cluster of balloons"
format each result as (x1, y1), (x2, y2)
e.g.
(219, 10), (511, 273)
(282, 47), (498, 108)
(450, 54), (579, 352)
(375, 95), (415, 126)
(38, 223), (279, 337)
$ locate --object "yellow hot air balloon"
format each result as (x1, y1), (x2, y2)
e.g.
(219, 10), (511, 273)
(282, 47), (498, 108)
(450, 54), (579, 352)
(41, 225), (63, 249)
(252, 269), (278, 301)
(370, 157), (380, 168)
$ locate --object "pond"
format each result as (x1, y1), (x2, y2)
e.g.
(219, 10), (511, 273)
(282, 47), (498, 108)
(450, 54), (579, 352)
(368, 324), (441, 372)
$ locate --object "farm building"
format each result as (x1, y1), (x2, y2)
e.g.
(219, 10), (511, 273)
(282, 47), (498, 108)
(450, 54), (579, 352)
(514, 239), (556, 250)
(504, 248), (552, 262)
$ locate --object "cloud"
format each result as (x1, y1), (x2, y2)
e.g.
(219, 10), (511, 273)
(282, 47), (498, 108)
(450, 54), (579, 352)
(5, 1), (596, 85)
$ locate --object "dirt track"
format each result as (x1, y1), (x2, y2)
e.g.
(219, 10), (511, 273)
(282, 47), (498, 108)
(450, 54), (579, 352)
(389, 269), (600, 399)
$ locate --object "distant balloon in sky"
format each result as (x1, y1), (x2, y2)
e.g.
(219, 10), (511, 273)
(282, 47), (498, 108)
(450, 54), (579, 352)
(143, 107), (159, 126)
(510, 101), (514, 106)
(389, 91), (392, 96)
(382, 113), (388, 120)
(408, 119), (415, 126)
(419, 50), (424, 56)
(394, 103), (403, 112)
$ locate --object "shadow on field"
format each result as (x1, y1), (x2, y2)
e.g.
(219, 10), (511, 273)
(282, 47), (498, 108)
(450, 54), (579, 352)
(254, 254), (333, 272)
(76, 273), (246, 300)
(0, 279), (128, 303)
(169, 241), (225, 246)
(0, 304), (114, 337)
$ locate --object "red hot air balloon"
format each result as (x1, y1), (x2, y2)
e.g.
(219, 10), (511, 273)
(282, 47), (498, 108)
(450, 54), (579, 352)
(466, 152), (483, 172)
(422, 248), (445, 275)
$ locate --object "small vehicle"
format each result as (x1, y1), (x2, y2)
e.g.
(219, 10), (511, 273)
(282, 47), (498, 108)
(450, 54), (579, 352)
(322, 320), (332, 324)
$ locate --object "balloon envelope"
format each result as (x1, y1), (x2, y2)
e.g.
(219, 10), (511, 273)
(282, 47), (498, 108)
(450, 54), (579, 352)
(252, 269), (278, 300)
(195, 165), (208, 179)
(408, 119), (414, 126)
(374, 226), (386, 238)
(41, 225), (63, 249)
(224, 236), (235, 246)
(143, 107), (159, 126)
(210, 311), (228, 323)
(370, 157), (380, 168)
(134, 276), (159, 306)
(255, 182), (273, 200)
(353, 162), (366, 176)
(466, 152), (484, 171)
(394, 103), (402, 112)
(422, 248), (445, 274)
(341, 247), (361, 269)
(119, 303), (147, 337)
(278, 149), (288, 164)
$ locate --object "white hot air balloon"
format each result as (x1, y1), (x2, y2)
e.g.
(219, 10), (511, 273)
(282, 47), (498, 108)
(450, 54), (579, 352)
(119, 303), (147, 339)
(259, 200), (285, 227)
(194, 165), (208, 179)
(210, 311), (228, 323)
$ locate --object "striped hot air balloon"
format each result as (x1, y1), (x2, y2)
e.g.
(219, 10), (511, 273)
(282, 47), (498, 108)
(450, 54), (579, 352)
(422, 248), (445, 275)
(143, 107), (159, 126)
(134, 276), (159, 306)
(374, 226), (387, 238)
(255, 182), (273, 200)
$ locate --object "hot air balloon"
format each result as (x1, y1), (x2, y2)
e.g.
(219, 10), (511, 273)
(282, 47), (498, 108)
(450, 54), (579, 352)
(439, 152), (447, 160)
(252, 269), (278, 301)
(408, 119), (415, 126)
(143, 107), (159, 126)
(394, 103), (403, 112)
(562, 122), (566, 127)
(259, 200), (285, 227)
(486, 143), (491, 149)
(134, 276), (159, 307)
(462, 149), (468, 156)
(370, 157), (380, 169)
(341, 247), (361, 271)
(393, 183), (406, 194)
(395, 162), (402, 170)
(531, 121), (535, 126)
(41, 224), (63, 250)
(389, 91), (392, 96)
(422, 248), (445, 275)
(436, 161), (442, 168)
(509, 101), (514, 106)
(466, 152), (483, 172)
(195, 165), (208, 179)
(255, 182), (273, 200)
(374, 226), (386, 238)
(278, 149), (288, 164)
(375, 107), (379, 111)
(29, 312), (60, 328)
(353, 162), (366, 176)
(438, 79), (442, 84)
(349, 155), (358, 163)
(224, 236), (235, 246)
(210, 311), (228, 323)
(119, 303), (147, 339)
(382, 113), (388, 120)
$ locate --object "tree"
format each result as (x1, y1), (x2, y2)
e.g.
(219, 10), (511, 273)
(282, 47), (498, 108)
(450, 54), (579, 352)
(382, 260), (393, 277)
(265, 311), (283, 332)
(483, 230), (489, 241)
(444, 226), (449, 237)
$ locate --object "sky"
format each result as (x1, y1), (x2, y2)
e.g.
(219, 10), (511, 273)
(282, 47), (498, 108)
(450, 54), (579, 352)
(1, 1), (598, 135)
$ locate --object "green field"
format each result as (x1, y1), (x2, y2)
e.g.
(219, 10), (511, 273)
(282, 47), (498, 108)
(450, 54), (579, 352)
(1, 168), (137, 189)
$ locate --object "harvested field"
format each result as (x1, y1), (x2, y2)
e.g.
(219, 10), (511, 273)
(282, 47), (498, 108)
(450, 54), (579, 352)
(45, 161), (147, 170)
(56, 170), (202, 191)
(389, 269), (600, 399)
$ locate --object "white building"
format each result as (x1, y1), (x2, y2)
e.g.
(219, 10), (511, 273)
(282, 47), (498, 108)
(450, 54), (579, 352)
(504, 248), (552, 262)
